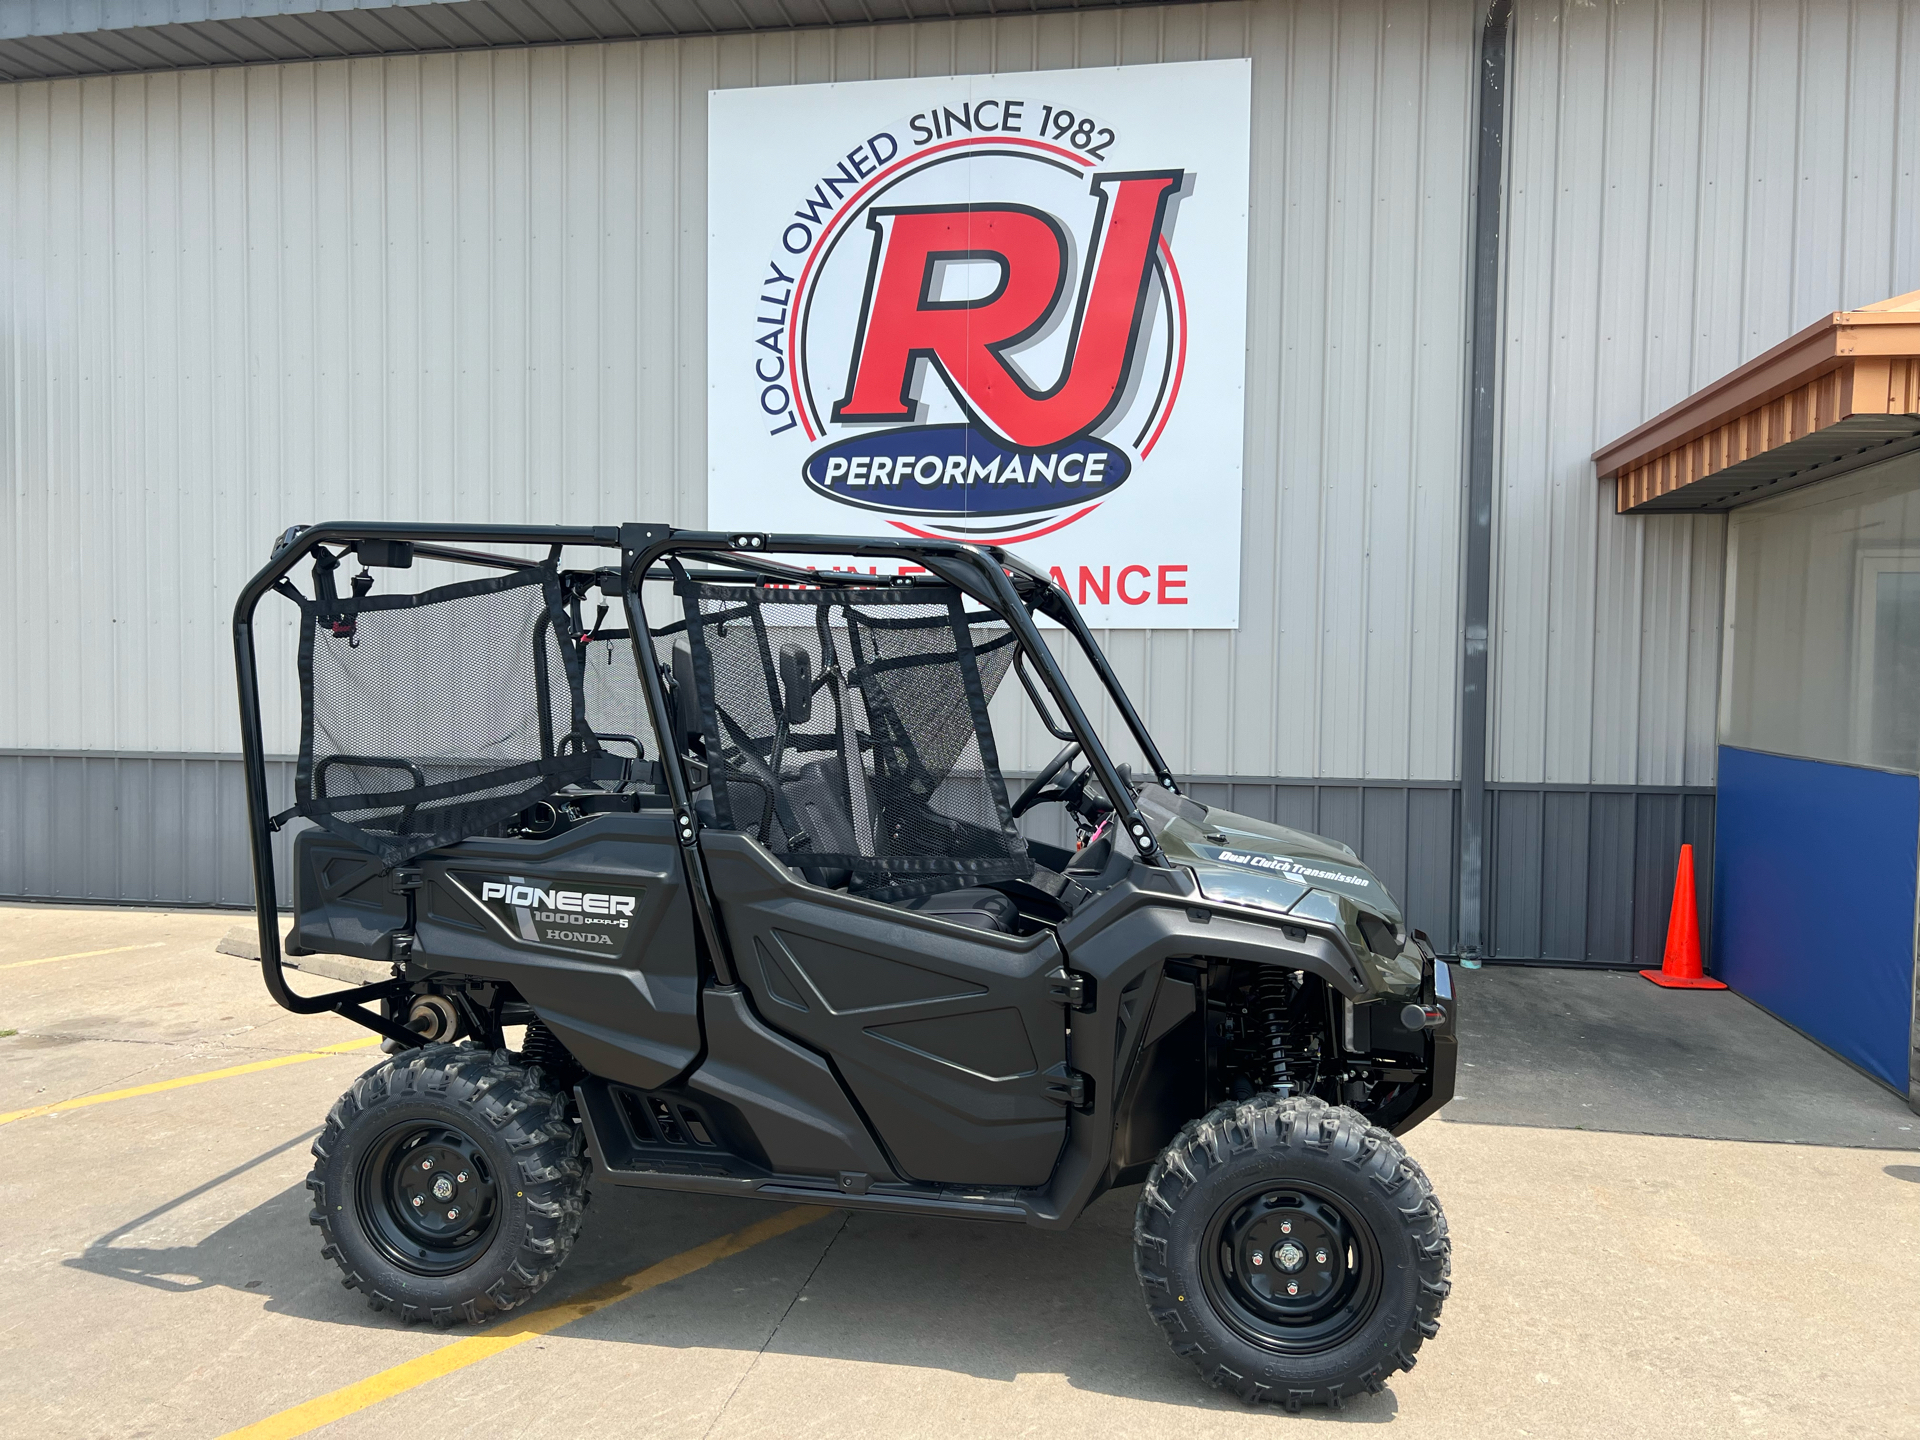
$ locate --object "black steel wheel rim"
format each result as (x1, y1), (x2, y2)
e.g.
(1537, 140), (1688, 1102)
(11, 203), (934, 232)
(1200, 1179), (1385, 1356)
(358, 1121), (501, 1277)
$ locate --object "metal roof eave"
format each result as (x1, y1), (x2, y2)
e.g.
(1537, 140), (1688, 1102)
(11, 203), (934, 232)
(0, 0), (1189, 82)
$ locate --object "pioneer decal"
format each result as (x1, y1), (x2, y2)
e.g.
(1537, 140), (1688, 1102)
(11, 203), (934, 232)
(449, 872), (644, 961)
(709, 61), (1250, 627)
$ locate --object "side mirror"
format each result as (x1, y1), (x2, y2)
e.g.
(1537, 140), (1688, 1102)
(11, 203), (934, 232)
(778, 644), (813, 726)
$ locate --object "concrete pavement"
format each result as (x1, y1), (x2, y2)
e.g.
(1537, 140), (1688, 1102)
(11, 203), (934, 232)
(3, 903), (1917, 1439)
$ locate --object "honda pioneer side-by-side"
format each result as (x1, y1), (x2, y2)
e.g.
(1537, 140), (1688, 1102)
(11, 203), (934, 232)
(233, 523), (1456, 1408)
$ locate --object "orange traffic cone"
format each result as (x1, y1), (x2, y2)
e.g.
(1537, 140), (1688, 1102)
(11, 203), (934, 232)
(1640, 843), (1726, 989)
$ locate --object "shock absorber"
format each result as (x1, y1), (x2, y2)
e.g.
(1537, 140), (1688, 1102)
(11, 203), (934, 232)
(1249, 968), (1326, 1097)
(520, 1019), (582, 1084)
(1252, 968), (1302, 1095)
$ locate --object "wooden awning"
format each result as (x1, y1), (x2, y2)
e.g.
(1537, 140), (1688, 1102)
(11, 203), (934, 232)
(1593, 291), (1920, 514)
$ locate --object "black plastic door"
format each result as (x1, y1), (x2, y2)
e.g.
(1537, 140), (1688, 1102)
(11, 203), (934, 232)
(700, 833), (1070, 1187)
(413, 813), (704, 1090)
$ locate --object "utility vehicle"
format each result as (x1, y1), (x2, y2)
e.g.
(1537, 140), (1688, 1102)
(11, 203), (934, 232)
(234, 522), (1455, 1408)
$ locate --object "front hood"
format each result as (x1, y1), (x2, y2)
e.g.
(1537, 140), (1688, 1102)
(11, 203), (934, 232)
(1136, 790), (1424, 996)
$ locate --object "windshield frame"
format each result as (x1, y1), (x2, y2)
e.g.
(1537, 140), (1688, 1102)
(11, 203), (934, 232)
(621, 528), (1182, 872)
(995, 545), (1183, 799)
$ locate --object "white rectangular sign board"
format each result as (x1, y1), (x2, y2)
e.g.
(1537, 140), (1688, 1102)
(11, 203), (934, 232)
(707, 60), (1251, 627)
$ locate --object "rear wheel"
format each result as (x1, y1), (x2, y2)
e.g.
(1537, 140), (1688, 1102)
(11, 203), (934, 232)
(1133, 1095), (1449, 1408)
(308, 1042), (587, 1326)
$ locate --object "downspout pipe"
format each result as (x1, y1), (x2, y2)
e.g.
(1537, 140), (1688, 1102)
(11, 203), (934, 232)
(1457, 0), (1513, 965)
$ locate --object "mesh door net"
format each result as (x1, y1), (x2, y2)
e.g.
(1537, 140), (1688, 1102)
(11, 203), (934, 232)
(283, 560), (601, 867)
(668, 579), (1029, 901)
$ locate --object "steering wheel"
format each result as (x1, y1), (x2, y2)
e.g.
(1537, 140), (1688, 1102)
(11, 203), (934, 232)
(1011, 741), (1082, 818)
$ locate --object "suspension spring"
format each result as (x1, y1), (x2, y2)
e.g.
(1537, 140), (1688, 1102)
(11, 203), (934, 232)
(1252, 968), (1302, 1094)
(520, 1018), (581, 1083)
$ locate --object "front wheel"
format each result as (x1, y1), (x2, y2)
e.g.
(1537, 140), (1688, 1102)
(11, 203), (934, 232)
(307, 1042), (588, 1326)
(1133, 1095), (1450, 1408)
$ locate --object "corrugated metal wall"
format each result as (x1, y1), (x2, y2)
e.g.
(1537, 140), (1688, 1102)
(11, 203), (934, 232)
(6, 0), (1835, 964)
(0, 752), (297, 905)
(1492, 0), (1920, 788)
(0, 0), (1481, 783)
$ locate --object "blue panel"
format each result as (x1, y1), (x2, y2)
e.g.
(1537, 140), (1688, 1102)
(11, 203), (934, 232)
(1713, 746), (1917, 1091)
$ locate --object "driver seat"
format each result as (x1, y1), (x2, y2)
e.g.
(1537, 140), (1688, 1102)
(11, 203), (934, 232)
(898, 887), (1019, 934)
(770, 757), (1017, 933)
(724, 655), (1020, 935)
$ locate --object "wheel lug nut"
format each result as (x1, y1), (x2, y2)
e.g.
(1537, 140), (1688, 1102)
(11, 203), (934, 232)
(411, 1195), (423, 1207)
(456, 1172), (468, 1184)
(1316, 1249), (1328, 1264)
(1280, 1221), (1292, 1234)
(1286, 1281), (1299, 1296)
(420, 1158), (434, 1171)
(446, 1208), (460, 1221)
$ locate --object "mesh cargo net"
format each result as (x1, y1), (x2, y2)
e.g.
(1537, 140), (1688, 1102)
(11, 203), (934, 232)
(577, 600), (652, 754)
(282, 560), (602, 867)
(663, 579), (1029, 902)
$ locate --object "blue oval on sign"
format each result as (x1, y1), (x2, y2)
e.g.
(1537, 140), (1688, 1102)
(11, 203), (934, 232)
(802, 424), (1132, 519)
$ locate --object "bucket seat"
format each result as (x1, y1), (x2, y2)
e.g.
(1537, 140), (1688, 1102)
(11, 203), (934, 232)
(782, 756), (1019, 934)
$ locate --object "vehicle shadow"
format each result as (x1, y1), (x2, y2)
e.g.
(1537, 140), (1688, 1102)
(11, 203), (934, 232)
(63, 1131), (332, 1300)
(66, 1141), (1400, 1421)
(638, 1185), (1403, 1423)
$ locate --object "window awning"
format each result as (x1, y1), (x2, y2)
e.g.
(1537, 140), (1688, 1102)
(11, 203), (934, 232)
(1593, 291), (1920, 515)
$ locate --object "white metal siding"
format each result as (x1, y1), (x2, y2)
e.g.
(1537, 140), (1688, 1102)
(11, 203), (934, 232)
(0, 0), (1481, 777)
(1492, 0), (1920, 787)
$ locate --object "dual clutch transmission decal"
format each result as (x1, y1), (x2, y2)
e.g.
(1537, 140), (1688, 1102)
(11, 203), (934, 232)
(1204, 847), (1373, 892)
(448, 872), (643, 961)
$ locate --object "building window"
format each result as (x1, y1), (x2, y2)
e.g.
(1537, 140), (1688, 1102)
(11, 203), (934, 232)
(1721, 451), (1920, 773)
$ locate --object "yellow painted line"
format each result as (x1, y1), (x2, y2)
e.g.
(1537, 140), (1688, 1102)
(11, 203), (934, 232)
(0, 1036), (382, 1126)
(0, 941), (165, 971)
(221, 1204), (832, 1440)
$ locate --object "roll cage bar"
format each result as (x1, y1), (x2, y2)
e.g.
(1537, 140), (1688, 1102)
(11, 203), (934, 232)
(233, 521), (1181, 1040)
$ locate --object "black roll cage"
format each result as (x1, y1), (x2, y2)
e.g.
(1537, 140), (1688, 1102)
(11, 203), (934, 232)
(233, 521), (1182, 1040)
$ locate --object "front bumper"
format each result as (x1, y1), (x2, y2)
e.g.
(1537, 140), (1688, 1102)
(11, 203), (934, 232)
(1387, 944), (1457, 1134)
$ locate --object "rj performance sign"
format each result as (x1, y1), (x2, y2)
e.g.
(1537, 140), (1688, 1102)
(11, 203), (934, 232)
(707, 60), (1251, 628)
